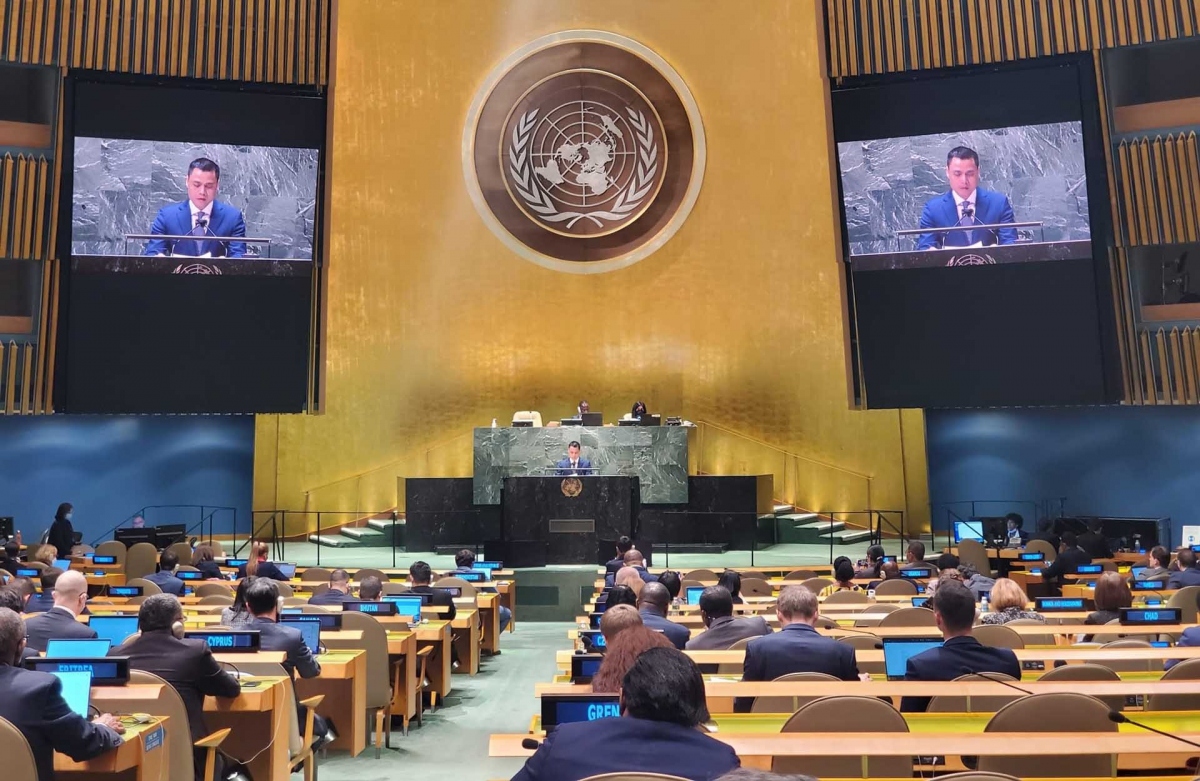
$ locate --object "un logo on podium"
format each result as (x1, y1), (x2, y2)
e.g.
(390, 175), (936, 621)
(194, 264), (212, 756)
(464, 31), (706, 274)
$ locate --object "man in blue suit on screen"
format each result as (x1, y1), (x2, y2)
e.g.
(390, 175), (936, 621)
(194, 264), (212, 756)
(917, 146), (1017, 250)
(555, 441), (593, 476)
(144, 157), (246, 258)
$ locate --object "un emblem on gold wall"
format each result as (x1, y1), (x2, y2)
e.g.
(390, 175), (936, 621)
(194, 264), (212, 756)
(464, 31), (706, 274)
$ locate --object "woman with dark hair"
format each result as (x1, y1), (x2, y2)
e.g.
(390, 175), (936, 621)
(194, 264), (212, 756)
(600, 584), (638, 610)
(236, 541), (287, 581)
(1083, 571), (1132, 641)
(820, 559), (861, 597)
(855, 544), (886, 578)
(191, 544), (222, 580)
(47, 502), (76, 560)
(717, 570), (743, 604)
(657, 570), (682, 602)
(590, 624), (674, 692)
(221, 577), (256, 626)
(630, 400), (648, 419)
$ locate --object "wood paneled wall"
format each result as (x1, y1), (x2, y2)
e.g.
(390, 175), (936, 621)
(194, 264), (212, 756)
(0, 154), (52, 261)
(826, 0), (1200, 77)
(1116, 133), (1200, 246)
(0, 0), (328, 84)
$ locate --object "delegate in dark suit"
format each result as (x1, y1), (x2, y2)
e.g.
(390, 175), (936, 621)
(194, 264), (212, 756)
(1167, 625), (1200, 670)
(1167, 566), (1200, 590)
(145, 570), (186, 596)
(900, 636), (1021, 712)
(554, 457), (593, 476)
(195, 560), (224, 580)
(510, 717), (739, 781)
(308, 587), (353, 606)
(1040, 545), (1093, 587)
(25, 591), (55, 614)
(24, 606), (98, 652)
(735, 623), (859, 712)
(0, 664), (123, 781)
(251, 617), (321, 679)
(685, 615), (772, 651)
(144, 200), (247, 257)
(113, 629), (241, 780)
(1077, 530), (1113, 560)
(638, 609), (690, 650)
(917, 188), (1017, 249)
(409, 584), (456, 620)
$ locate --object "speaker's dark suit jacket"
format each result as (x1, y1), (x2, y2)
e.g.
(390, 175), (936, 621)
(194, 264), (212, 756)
(900, 635), (1021, 712)
(24, 606), (98, 652)
(917, 187), (1017, 249)
(554, 458), (593, 476)
(510, 715), (740, 781)
(0, 664), (123, 781)
(685, 615), (772, 650)
(144, 200), (247, 257)
(1040, 546), (1093, 590)
(251, 616), (321, 679)
(113, 629), (241, 780)
(735, 622), (859, 712)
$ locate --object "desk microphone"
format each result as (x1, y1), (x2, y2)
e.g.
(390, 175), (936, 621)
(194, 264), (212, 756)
(1107, 710), (1200, 752)
(521, 738), (541, 750)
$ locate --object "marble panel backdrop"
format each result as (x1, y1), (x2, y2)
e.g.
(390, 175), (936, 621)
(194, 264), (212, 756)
(72, 138), (319, 259)
(473, 426), (690, 505)
(838, 122), (1089, 255)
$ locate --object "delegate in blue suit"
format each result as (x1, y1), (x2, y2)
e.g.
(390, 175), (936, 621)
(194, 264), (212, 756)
(917, 146), (1017, 250)
(144, 157), (247, 258)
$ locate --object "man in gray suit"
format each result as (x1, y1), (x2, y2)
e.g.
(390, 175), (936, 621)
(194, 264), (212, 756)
(685, 587), (771, 650)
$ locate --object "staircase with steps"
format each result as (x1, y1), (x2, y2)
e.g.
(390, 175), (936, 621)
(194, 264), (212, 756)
(773, 505), (875, 546)
(308, 516), (405, 549)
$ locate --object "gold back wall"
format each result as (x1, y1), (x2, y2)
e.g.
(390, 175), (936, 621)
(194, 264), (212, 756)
(256, 0), (929, 532)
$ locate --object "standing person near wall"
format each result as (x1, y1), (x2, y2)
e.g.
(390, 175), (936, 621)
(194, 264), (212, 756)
(47, 504), (76, 560)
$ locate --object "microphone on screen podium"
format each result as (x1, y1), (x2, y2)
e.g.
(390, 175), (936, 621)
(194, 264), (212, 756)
(194, 215), (231, 255)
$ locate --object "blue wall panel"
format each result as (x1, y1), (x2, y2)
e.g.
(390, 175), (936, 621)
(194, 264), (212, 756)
(926, 406), (1200, 546)
(0, 416), (254, 544)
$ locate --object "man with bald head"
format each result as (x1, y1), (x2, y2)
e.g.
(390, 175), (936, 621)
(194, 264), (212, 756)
(599, 603), (643, 644)
(636, 581), (689, 649)
(0, 607), (124, 781)
(735, 585), (860, 712)
(25, 569), (98, 652)
(623, 549), (657, 584)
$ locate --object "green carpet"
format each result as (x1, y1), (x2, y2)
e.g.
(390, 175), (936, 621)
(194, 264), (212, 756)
(320, 621), (571, 781)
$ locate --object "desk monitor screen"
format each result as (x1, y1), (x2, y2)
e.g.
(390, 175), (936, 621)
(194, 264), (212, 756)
(570, 653), (605, 683)
(911, 597), (930, 608)
(474, 561), (502, 571)
(281, 612), (343, 631)
(1073, 564), (1103, 575)
(916, 583), (927, 594)
(54, 559), (73, 571)
(51, 669), (93, 717)
(16, 568), (39, 578)
(286, 620), (320, 655)
(1120, 607), (1181, 626)
(589, 613), (603, 630)
(184, 630), (262, 651)
(1132, 580), (1165, 591)
(511, 419), (533, 427)
(580, 412), (603, 427)
(882, 637), (942, 680)
(1143, 597), (1163, 606)
(108, 586), (143, 597)
(1130, 566), (1147, 581)
(88, 615), (140, 646)
(92, 555), (117, 565)
(685, 586), (704, 606)
(343, 600), (398, 616)
(593, 595), (610, 614)
(898, 568), (929, 580)
(1192, 545), (1200, 553)
(580, 630), (607, 653)
(881, 555), (898, 564)
(451, 570), (486, 582)
(541, 694), (621, 730)
(953, 521), (985, 544)
(384, 595), (423, 624)
(1035, 597), (1085, 611)
(274, 563), (298, 579)
(1019, 552), (1044, 561)
(26, 657), (130, 685)
(224, 559), (248, 568)
(436, 586), (462, 598)
(46, 639), (113, 658)
(176, 570), (205, 581)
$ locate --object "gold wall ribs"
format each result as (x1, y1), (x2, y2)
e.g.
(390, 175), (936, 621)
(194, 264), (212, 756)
(826, 0), (1200, 77)
(0, 154), (51, 261)
(0, 0), (328, 85)
(1116, 133), (1200, 246)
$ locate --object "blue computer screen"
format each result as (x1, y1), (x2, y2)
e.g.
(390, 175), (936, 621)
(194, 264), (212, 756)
(88, 616), (140, 646)
(882, 638), (941, 679)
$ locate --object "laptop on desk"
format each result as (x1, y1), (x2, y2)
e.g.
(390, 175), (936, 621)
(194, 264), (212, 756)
(882, 637), (942, 681)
